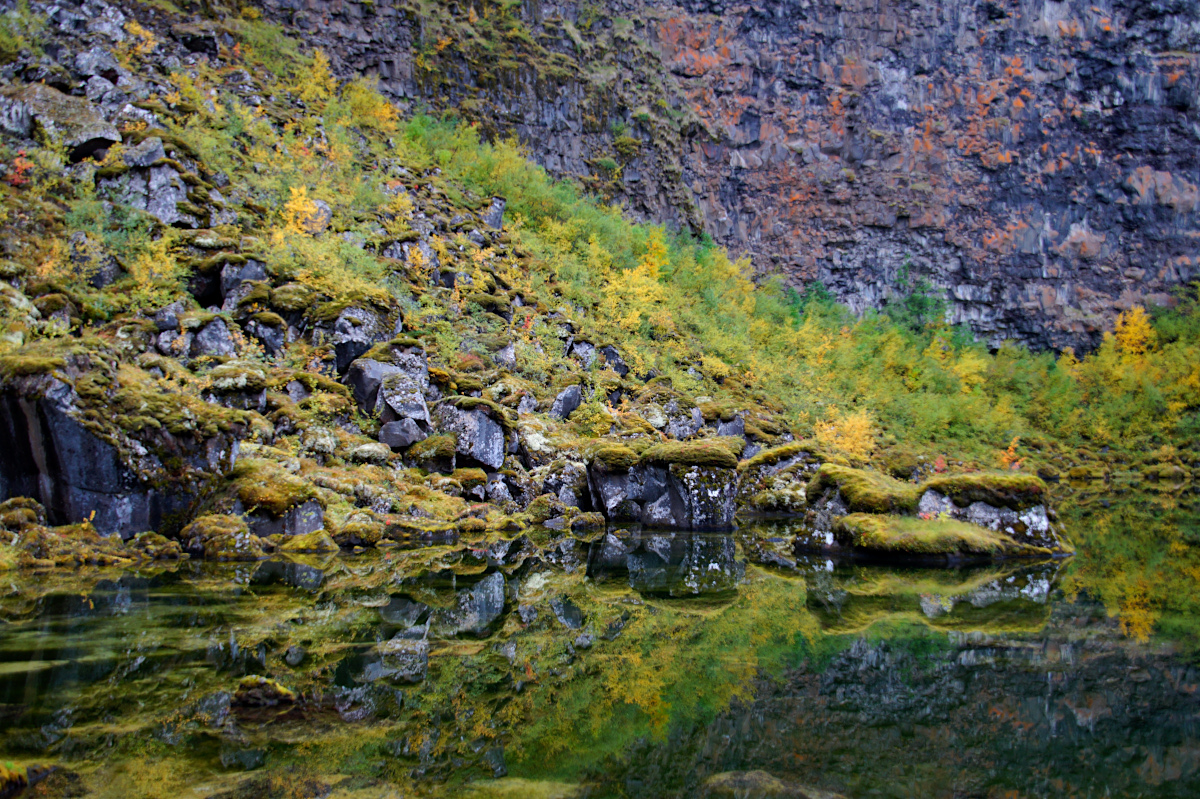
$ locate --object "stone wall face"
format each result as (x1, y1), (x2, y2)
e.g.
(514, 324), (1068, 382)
(260, 0), (1200, 349)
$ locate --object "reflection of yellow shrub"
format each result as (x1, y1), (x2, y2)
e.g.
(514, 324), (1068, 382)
(814, 409), (875, 462)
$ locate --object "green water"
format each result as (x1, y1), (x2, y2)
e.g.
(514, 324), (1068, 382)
(2, 501), (1199, 798)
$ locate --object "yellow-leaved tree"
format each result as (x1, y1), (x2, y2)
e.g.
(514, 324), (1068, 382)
(1114, 305), (1157, 356)
(814, 408), (876, 463)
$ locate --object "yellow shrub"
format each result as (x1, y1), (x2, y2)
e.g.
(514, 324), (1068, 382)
(1115, 306), (1156, 356)
(814, 409), (876, 462)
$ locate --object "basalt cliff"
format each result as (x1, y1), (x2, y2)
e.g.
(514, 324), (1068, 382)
(261, 0), (1200, 349)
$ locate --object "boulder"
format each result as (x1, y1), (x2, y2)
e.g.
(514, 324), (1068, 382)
(482, 196), (506, 229)
(246, 499), (325, 539)
(599, 345), (629, 376)
(346, 358), (401, 412)
(329, 307), (390, 373)
(435, 404), (505, 470)
(0, 376), (236, 537)
(549, 384), (582, 420)
(191, 318), (238, 358)
(378, 370), (430, 426)
(3, 83), (120, 161)
(587, 457), (739, 530)
(379, 418), (427, 450)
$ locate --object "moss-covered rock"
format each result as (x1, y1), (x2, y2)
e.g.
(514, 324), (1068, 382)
(738, 441), (810, 472)
(279, 530), (339, 553)
(923, 472), (1048, 511)
(229, 458), (318, 517)
(806, 464), (922, 514)
(833, 514), (1054, 560)
(180, 513), (267, 561)
(130, 531), (185, 560)
(641, 439), (739, 470)
(588, 443), (640, 471)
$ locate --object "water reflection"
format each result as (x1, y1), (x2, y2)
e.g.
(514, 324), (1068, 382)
(0, 511), (1197, 797)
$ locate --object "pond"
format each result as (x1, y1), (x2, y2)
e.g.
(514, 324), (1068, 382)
(2, 494), (1199, 798)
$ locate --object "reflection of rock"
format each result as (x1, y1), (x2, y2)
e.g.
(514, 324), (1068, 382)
(432, 571), (506, 636)
(802, 559), (1061, 634)
(588, 531), (744, 597)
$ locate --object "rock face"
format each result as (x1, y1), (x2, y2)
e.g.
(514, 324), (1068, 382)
(0, 376), (237, 537)
(257, 0), (1200, 349)
(588, 460), (738, 530)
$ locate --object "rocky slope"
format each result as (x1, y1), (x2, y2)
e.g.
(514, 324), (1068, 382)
(0, 0), (1075, 561)
(258, 0), (1200, 349)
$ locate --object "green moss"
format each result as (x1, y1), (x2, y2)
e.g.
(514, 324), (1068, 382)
(452, 467), (488, 489)
(738, 441), (810, 472)
(641, 439), (739, 470)
(206, 361), (268, 393)
(443, 395), (517, 429)
(286, 370), (351, 397)
(233, 675), (296, 706)
(251, 311), (286, 328)
(806, 464), (922, 513)
(270, 282), (316, 312)
(279, 529), (339, 553)
(0, 354), (65, 380)
(335, 519), (384, 547)
(362, 337), (424, 362)
(180, 513), (266, 561)
(411, 433), (457, 461)
(229, 458), (317, 516)
(834, 513), (1052, 558)
(526, 493), (565, 524)
(588, 443), (639, 471)
(923, 472), (1048, 511)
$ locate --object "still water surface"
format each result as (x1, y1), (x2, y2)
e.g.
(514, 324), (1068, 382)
(2, 500), (1198, 798)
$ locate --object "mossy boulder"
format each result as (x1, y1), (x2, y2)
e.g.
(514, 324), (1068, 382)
(229, 458), (318, 517)
(130, 531), (185, 560)
(923, 472), (1048, 511)
(588, 443), (639, 471)
(13, 522), (134, 568)
(641, 439), (739, 470)
(806, 464), (921, 514)
(832, 514), (1055, 561)
(279, 530), (339, 553)
(180, 513), (267, 561)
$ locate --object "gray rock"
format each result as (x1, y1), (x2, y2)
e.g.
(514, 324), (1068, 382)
(330, 307), (389, 373)
(246, 499), (324, 538)
(918, 489), (955, 518)
(300, 198), (333, 234)
(379, 418), (427, 450)
(600, 345), (629, 376)
(244, 317), (285, 355)
(586, 459), (739, 530)
(435, 404), (506, 470)
(0, 377), (236, 537)
(483, 196), (506, 229)
(377, 637), (428, 683)
(191, 318), (238, 358)
(153, 299), (188, 332)
(74, 46), (121, 81)
(716, 414), (745, 438)
(6, 83), (120, 161)
(665, 401), (704, 439)
(378, 371), (430, 426)
(549, 384), (582, 420)
(123, 136), (165, 167)
(568, 340), (596, 368)
(346, 358), (402, 413)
